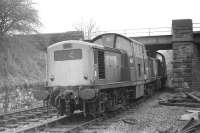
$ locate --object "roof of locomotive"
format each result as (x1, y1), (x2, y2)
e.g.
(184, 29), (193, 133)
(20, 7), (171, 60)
(48, 40), (104, 50)
(91, 33), (144, 46)
(48, 40), (124, 54)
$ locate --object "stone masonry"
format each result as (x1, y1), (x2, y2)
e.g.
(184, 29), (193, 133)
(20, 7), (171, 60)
(172, 19), (200, 89)
(172, 19), (194, 88)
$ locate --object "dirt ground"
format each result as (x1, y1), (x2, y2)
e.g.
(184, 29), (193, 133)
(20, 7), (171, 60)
(101, 91), (198, 133)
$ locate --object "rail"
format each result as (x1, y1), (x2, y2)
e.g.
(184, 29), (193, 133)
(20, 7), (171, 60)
(2, 95), (147, 133)
(0, 103), (43, 117)
(0, 105), (57, 132)
(89, 23), (200, 39)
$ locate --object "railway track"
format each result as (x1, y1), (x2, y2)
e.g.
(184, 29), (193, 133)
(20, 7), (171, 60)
(3, 97), (145, 133)
(42, 98), (145, 133)
(0, 104), (43, 118)
(0, 97), (146, 133)
(77, 98), (145, 133)
(0, 105), (57, 133)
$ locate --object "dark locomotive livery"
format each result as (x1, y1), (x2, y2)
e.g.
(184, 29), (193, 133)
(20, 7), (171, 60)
(46, 33), (167, 116)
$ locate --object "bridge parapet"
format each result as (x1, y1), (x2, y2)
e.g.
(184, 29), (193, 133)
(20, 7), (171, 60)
(130, 32), (200, 51)
(132, 35), (172, 51)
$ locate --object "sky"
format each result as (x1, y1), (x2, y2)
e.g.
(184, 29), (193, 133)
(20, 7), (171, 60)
(33, 0), (200, 34)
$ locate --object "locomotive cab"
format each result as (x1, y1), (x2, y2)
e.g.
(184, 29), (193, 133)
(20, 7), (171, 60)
(47, 41), (95, 87)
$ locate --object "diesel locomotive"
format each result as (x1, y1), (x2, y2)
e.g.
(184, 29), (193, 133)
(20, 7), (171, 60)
(46, 33), (167, 116)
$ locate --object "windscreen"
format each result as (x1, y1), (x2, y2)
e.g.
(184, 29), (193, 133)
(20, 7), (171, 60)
(54, 49), (82, 61)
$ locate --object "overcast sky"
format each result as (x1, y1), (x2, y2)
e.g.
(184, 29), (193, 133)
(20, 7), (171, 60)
(33, 0), (200, 34)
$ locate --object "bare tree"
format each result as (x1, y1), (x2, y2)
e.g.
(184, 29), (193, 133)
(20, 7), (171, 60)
(73, 19), (98, 40)
(0, 0), (41, 35)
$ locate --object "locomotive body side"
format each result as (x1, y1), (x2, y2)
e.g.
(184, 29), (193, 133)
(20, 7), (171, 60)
(92, 34), (146, 84)
(92, 33), (147, 98)
(93, 48), (122, 84)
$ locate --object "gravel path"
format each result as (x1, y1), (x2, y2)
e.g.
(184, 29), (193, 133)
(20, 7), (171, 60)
(99, 92), (197, 133)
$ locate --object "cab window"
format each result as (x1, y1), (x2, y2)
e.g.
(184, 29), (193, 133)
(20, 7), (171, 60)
(54, 49), (82, 61)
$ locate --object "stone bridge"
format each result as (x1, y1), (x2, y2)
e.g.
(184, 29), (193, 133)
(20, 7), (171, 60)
(131, 19), (200, 89)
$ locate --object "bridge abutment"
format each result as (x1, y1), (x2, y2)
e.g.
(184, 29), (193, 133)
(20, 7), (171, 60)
(172, 19), (200, 89)
(192, 36), (200, 89)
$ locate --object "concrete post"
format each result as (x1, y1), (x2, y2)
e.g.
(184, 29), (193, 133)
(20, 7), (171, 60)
(172, 19), (194, 89)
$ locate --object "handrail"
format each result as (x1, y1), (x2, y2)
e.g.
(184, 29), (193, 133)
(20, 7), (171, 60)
(89, 23), (200, 39)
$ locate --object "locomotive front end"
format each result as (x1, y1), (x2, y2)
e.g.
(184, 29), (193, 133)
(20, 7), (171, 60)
(46, 41), (95, 115)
